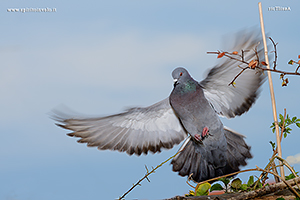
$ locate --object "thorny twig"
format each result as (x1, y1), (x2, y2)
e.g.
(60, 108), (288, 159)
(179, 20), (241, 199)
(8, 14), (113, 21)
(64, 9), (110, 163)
(118, 149), (184, 200)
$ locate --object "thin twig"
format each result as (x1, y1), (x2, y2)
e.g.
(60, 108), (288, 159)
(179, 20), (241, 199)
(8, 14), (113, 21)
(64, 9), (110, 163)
(276, 156), (299, 178)
(242, 50), (245, 62)
(256, 166), (300, 198)
(228, 66), (249, 86)
(280, 109), (287, 141)
(271, 161), (280, 183)
(118, 149), (183, 200)
(296, 65), (300, 74)
(207, 51), (249, 65)
(257, 67), (300, 76)
(269, 37), (278, 70)
(186, 174), (196, 188)
(254, 44), (260, 63)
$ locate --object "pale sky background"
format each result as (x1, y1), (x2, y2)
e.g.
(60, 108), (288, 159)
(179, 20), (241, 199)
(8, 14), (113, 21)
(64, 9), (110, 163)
(1, 1), (300, 200)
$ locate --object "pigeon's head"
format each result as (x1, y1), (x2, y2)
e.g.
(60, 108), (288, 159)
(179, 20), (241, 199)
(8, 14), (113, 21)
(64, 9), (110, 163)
(172, 67), (192, 86)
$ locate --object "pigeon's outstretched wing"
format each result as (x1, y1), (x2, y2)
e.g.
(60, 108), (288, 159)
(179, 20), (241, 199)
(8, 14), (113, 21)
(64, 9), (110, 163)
(200, 31), (266, 118)
(53, 98), (187, 156)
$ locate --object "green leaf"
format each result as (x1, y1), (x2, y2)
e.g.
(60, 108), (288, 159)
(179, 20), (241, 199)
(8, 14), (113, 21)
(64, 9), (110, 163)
(276, 198), (285, 200)
(210, 183), (223, 192)
(247, 176), (254, 187)
(185, 190), (195, 197)
(292, 116), (297, 122)
(219, 177), (230, 186)
(286, 127), (292, 133)
(296, 123), (300, 128)
(196, 182), (211, 196)
(284, 132), (287, 138)
(285, 173), (295, 180)
(240, 184), (248, 191)
(231, 178), (242, 190)
(279, 114), (283, 121)
(256, 180), (263, 188)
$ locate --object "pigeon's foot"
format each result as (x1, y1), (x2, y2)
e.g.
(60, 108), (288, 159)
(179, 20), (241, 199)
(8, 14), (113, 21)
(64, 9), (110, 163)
(194, 134), (202, 142)
(202, 127), (209, 138)
(194, 127), (210, 143)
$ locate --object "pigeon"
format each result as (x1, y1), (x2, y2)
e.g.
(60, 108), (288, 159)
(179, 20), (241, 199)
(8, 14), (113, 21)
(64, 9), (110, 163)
(53, 31), (266, 182)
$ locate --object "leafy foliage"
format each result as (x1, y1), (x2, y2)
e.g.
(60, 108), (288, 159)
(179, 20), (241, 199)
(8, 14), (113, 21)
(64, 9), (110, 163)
(247, 175), (254, 187)
(210, 183), (223, 192)
(204, 175), (263, 195)
(285, 171), (299, 181)
(231, 178), (242, 191)
(270, 113), (300, 138)
(218, 177), (232, 192)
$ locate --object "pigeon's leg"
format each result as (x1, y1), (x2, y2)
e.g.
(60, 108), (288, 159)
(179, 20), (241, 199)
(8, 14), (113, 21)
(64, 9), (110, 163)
(194, 127), (210, 142)
(202, 126), (209, 138)
(194, 134), (202, 142)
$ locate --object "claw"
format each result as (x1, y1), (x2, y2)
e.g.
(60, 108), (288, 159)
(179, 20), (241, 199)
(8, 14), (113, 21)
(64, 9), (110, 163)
(194, 127), (210, 143)
(202, 127), (209, 138)
(194, 134), (202, 142)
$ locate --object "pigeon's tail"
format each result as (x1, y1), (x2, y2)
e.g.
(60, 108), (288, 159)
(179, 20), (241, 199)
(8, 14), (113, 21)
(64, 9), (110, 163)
(171, 128), (252, 182)
(223, 126), (253, 170)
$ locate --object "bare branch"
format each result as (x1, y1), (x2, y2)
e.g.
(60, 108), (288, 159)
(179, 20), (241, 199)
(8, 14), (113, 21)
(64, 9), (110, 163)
(118, 149), (184, 199)
(228, 66), (249, 86)
(269, 37), (278, 70)
(296, 65), (300, 73)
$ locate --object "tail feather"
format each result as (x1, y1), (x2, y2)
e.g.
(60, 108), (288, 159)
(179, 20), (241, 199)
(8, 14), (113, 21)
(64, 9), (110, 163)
(179, 146), (193, 176)
(224, 127), (252, 169)
(171, 128), (252, 182)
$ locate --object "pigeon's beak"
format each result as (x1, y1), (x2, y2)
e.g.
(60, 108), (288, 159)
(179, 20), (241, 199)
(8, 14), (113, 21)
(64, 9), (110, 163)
(173, 78), (178, 87)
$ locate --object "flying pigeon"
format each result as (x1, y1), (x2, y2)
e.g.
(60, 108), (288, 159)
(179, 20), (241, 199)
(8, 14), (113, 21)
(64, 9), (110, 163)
(53, 31), (266, 182)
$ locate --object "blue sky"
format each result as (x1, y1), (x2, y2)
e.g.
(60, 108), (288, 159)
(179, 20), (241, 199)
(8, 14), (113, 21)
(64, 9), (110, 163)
(1, 0), (300, 199)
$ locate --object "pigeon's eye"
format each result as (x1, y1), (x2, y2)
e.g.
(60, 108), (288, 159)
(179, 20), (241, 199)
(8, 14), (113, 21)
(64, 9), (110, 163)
(179, 72), (183, 76)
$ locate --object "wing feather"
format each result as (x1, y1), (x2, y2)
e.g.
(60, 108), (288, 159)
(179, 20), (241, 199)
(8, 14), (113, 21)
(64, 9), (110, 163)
(53, 98), (187, 155)
(200, 30), (267, 118)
